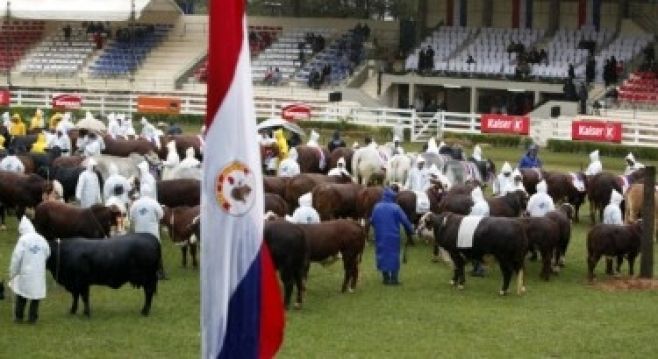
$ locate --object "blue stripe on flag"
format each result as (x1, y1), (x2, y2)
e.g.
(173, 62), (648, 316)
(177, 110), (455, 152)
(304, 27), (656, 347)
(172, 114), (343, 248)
(217, 253), (262, 359)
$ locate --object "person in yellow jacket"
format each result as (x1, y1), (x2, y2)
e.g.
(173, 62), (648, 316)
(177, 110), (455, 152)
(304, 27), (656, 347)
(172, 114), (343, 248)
(273, 129), (288, 162)
(9, 114), (26, 136)
(0, 134), (5, 150)
(31, 133), (47, 153)
(49, 113), (63, 130)
(29, 109), (45, 130)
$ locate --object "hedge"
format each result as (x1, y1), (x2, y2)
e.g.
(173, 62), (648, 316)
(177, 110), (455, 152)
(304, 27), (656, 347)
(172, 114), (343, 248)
(443, 132), (534, 148)
(547, 139), (658, 160)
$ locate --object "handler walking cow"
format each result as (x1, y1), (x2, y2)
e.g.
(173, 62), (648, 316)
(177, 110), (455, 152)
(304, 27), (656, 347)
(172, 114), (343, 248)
(9, 217), (50, 323)
(370, 188), (414, 285)
(130, 185), (165, 279)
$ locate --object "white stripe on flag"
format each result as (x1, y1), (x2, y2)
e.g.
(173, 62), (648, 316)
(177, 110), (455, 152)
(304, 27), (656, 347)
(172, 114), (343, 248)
(201, 18), (264, 358)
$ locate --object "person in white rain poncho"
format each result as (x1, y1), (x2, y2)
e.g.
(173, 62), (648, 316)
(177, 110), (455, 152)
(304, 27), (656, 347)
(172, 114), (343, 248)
(286, 192), (321, 224)
(307, 130), (320, 147)
(178, 147), (200, 169)
(2, 111), (9, 127)
(426, 137), (439, 154)
(393, 135), (405, 155)
(103, 163), (131, 204)
(47, 129), (72, 156)
(80, 132), (104, 157)
(405, 156), (429, 192)
(161, 141), (180, 180)
(471, 145), (483, 161)
(526, 180), (555, 217)
(107, 113), (121, 139)
(0, 148), (25, 173)
(469, 186), (490, 216)
(603, 189), (624, 225)
(138, 161), (157, 199)
(493, 162), (514, 196)
(427, 163), (451, 190)
(129, 184), (166, 278)
(624, 153), (645, 176)
(278, 148), (301, 177)
(56, 112), (75, 134)
(512, 168), (526, 192)
(76, 159), (102, 208)
(9, 216), (50, 323)
(119, 115), (136, 138)
(140, 117), (161, 149)
(327, 157), (350, 177)
(585, 150), (603, 176)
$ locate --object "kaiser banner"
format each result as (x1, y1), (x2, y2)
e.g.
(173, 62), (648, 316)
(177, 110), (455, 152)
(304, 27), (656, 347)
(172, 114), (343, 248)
(52, 93), (82, 110)
(137, 96), (181, 115)
(0, 89), (10, 106)
(281, 103), (311, 121)
(480, 114), (530, 135)
(572, 120), (622, 143)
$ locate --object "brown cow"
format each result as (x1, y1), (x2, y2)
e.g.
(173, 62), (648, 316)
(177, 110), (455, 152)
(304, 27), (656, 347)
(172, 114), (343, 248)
(157, 179), (200, 207)
(52, 155), (84, 169)
(263, 176), (289, 198)
(624, 183), (658, 226)
(103, 135), (156, 157)
(546, 203), (574, 267)
(33, 201), (120, 240)
(312, 183), (363, 220)
(265, 193), (288, 217)
(295, 145), (330, 174)
(298, 219), (365, 293)
(437, 190), (527, 218)
(587, 170), (646, 224)
(519, 217), (560, 280)
(328, 147), (354, 174)
(587, 221), (642, 281)
(545, 171), (587, 223)
(0, 171), (50, 219)
(18, 155), (36, 174)
(264, 220), (308, 309)
(161, 206), (200, 268)
(284, 173), (352, 212)
(159, 135), (202, 160)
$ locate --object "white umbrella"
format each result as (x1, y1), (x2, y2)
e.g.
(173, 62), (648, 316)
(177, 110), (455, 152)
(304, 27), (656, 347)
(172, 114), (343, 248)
(257, 118), (305, 137)
(75, 117), (106, 132)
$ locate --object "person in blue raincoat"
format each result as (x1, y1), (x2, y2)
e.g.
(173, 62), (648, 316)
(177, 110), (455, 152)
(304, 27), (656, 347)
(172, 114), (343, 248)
(370, 187), (414, 285)
(518, 144), (543, 169)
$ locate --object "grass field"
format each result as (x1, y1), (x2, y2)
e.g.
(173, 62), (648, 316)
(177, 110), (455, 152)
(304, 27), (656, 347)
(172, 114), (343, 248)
(1, 143), (658, 358)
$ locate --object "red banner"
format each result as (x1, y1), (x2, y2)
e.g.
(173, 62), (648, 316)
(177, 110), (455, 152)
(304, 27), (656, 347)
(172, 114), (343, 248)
(281, 103), (311, 121)
(480, 114), (530, 135)
(137, 96), (181, 115)
(572, 120), (623, 143)
(52, 93), (83, 110)
(0, 90), (10, 106)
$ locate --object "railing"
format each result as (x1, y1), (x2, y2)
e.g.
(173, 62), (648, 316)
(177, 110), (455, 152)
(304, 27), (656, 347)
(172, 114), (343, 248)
(7, 87), (658, 147)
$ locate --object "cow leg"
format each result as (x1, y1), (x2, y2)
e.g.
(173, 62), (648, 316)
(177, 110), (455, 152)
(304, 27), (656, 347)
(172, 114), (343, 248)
(81, 286), (91, 317)
(574, 203), (581, 223)
(628, 253), (638, 276)
(616, 255), (624, 275)
(70, 291), (79, 314)
(499, 262), (513, 295)
(587, 254), (601, 281)
(0, 203), (5, 229)
(540, 248), (552, 281)
(340, 254), (353, 293)
(280, 270), (293, 310)
(349, 254), (360, 291)
(294, 268), (305, 309)
(181, 246), (188, 267)
(449, 252), (465, 289)
(191, 243), (198, 268)
(141, 280), (156, 316)
(589, 203), (596, 224)
(605, 257), (614, 275)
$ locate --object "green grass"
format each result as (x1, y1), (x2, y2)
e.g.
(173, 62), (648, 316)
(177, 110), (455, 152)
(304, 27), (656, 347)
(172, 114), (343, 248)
(1, 143), (658, 358)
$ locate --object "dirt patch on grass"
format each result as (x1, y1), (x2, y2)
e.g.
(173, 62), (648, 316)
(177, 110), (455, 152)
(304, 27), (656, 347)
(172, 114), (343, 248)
(592, 277), (658, 292)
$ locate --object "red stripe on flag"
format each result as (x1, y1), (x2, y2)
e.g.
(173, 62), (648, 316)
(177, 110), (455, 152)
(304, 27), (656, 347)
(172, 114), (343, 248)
(259, 243), (285, 358)
(206, 0), (244, 127)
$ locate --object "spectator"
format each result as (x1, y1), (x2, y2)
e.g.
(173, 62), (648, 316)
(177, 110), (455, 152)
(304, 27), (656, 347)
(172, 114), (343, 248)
(539, 49), (548, 64)
(263, 67), (274, 85)
(568, 63), (575, 80)
(579, 83), (588, 115)
(585, 55), (596, 84)
(94, 32), (104, 50)
(63, 24), (72, 45)
(273, 67), (282, 85)
(466, 55), (476, 64)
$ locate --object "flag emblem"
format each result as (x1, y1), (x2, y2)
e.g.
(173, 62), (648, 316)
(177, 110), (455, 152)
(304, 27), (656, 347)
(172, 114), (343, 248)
(215, 161), (256, 216)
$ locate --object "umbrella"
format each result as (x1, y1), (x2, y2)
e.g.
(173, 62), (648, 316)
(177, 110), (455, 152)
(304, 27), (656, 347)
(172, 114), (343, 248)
(257, 118), (305, 137)
(75, 117), (107, 132)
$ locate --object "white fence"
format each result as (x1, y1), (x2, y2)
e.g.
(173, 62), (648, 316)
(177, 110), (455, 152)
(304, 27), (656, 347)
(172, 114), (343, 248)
(6, 88), (658, 147)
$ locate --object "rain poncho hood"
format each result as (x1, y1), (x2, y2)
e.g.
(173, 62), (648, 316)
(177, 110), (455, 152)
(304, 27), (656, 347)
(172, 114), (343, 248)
(472, 145), (482, 161)
(610, 189), (623, 205)
(298, 192), (313, 207)
(426, 138), (439, 154)
(337, 157), (346, 167)
(471, 186), (485, 202)
(625, 152), (635, 163)
(590, 150), (600, 162)
(536, 180), (548, 193)
(18, 216), (36, 235)
(382, 188), (397, 202)
(501, 162), (513, 175)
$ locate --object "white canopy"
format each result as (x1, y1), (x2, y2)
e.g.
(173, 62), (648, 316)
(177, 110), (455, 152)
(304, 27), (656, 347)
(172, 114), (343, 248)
(0, 0), (181, 22)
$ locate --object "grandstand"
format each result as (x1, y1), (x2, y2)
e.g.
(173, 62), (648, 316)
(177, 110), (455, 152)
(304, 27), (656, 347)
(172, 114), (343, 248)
(0, 21), (44, 72)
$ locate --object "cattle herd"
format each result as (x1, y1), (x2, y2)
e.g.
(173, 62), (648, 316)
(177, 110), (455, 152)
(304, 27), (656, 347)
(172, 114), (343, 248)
(0, 120), (652, 317)
(0, 122), (203, 316)
(262, 138), (653, 308)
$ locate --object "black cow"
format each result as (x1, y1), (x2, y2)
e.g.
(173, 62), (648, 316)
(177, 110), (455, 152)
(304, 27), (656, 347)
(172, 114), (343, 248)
(51, 165), (104, 202)
(546, 204), (573, 267)
(429, 213), (528, 295)
(46, 233), (160, 316)
(519, 216), (560, 280)
(264, 220), (309, 309)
